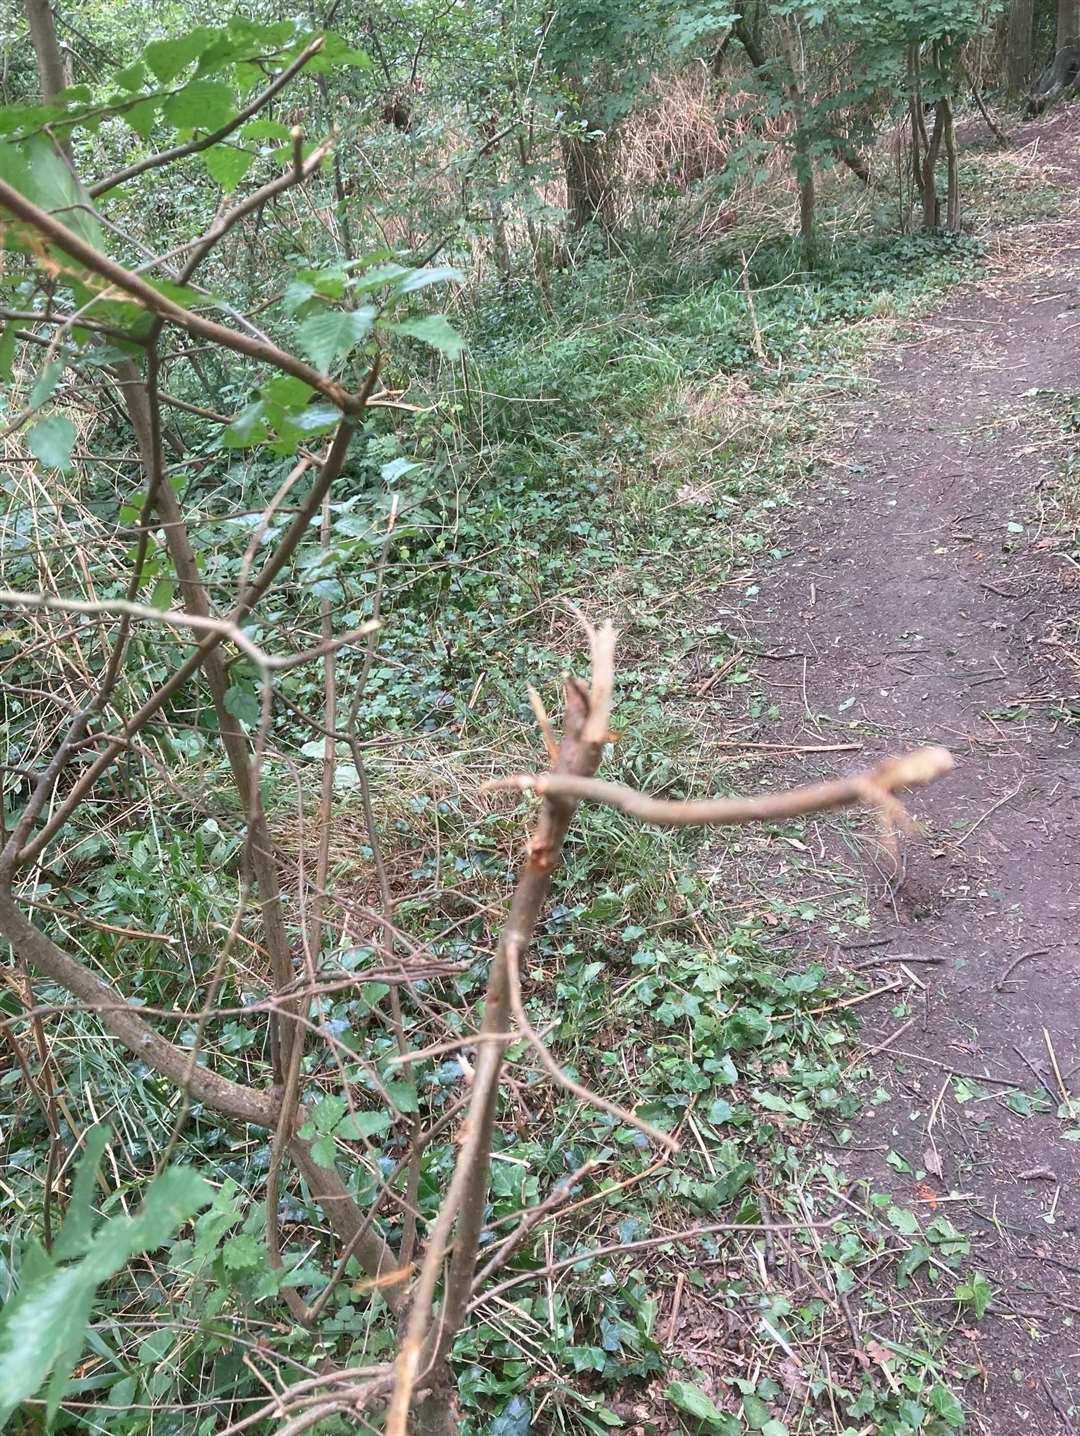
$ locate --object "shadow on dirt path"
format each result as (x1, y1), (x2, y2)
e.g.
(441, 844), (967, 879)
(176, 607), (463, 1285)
(731, 108), (1080, 1434)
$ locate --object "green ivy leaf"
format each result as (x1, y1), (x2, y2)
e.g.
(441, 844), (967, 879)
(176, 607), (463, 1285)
(296, 306), (377, 371)
(489, 1395), (532, 1436)
(665, 1380), (737, 1431)
(383, 313), (465, 358)
(163, 79), (235, 133)
(202, 144), (255, 191)
(27, 415), (75, 471)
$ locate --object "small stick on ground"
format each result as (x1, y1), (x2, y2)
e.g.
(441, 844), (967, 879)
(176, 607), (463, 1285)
(994, 947), (1050, 992)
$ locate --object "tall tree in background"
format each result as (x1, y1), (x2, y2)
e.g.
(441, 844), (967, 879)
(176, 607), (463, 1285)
(1007, 0), (1036, 92)
(1058, 0), (1080, 48)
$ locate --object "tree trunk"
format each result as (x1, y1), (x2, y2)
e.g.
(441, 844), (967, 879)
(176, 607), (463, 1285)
(777, 18), (815, 247)
(560, 133), (616, 233)
(942, 97), (961, 233)
(1006, 0), (1035, 94)
(24, 0), (67, 101)
(1058, 0), (1080, 49)
(921, 102), (945, 229)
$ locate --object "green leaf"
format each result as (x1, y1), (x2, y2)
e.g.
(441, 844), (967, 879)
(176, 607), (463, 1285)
(394, 265), (464, 295)
(955, 1271), (993, 1318)
(896, 1243), (931, 1287)
(0, 323), (22, 382)
(385, 1080), (418, 1113)
(743, 1393), (770, 1429)
(0, 1152), (209, 1427)
(221, 1234), (263, 1272)
(887, 1205), (920, 1237)
(27, 415), (75, 471)
(223, 683), (261, 728)
(296, 306), (377, 371)
(223, 399), (269, 449)
(240, 119), (293, 141)
(52, 1126), (110, 1262)
(114, 61), (147, 92)
(383, 314), (465, 358)
(309, 1134), (337, 1167)
(336, 1110), (391, 1140)
(311, 1094), (348, 1133)
(29, 362), (63, 408)
(0, 136), (103, 249)
(489, 1395), (532, 1436)
(665, 1380), (737, 1431)
(124, 96), (160, 139)
(163, 79), (235, 133)
(202, 144), (255, 192)
(149, 578), (176, 611)
(144, 28), (217, 82)
(263, 375), (314, 410)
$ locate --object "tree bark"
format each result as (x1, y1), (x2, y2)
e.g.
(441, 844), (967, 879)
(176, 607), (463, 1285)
(1007, 0), (1035, 94)
(1058, 0), (1080, 49)
(560, 133), (616, 233)
(24, 0), (67, 102)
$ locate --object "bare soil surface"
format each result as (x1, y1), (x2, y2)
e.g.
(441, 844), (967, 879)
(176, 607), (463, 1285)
(725, 110), (1080, 1433)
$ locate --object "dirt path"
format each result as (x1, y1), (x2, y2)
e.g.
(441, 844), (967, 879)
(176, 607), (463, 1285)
(736, 112), (1080, 1433)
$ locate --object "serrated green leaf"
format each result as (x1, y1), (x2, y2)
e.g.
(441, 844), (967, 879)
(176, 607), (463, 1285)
(383, 313), (465, 358)
(0, 1157), (209, 1427)
(222, 1233), (263, 1272)
(202, 144), (255, 191)
(27, 415), (75, 471)
(223, 683), (260, 728)
(263, 375), (314, 410)
(124, 96), (160, 139)
(115, 60), (147, 92)
(311, 1094), (348, 1133)
(296, 306), (377, 371)
(223, 399), (269, 448)
(144, 28), (217, 82)
(309, 1134), (337, 1167)
(163, 79), (235, 133)
(240, 119), (293, 141)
